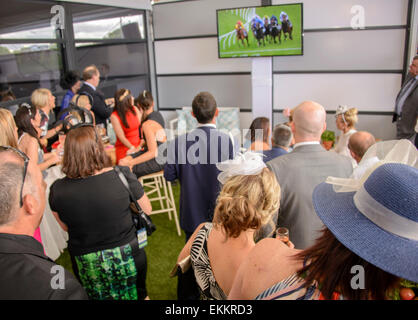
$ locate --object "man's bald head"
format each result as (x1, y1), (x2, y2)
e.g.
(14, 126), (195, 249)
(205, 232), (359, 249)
(292, 101), (326, 142)
(348, 131), (376, 163)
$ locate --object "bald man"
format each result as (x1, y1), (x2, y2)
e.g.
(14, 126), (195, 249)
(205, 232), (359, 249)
(261, 101), (353, 249)
(348, 131), (379, 179)
(348, 131), (376, 164)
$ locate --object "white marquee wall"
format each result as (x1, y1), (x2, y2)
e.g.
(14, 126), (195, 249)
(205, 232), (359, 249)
(152, 0), (413, 140)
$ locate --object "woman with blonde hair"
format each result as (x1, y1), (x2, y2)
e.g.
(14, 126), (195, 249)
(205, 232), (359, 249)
(334, 106), (358, 164)
(177, 152), (280, 300)
(0, 108), (18, 148)
(31, 88), (62, 143)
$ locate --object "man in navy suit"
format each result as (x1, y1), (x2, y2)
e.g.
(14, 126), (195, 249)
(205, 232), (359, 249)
(78, 65), (114, 128)
(164, 92), (234, 241)
(262, 124), (292, 163)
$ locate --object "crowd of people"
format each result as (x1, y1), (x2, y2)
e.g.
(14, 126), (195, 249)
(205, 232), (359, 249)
(0, 57), (417, 301)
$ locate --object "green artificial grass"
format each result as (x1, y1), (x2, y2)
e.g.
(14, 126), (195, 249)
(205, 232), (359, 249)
(55, 181), (185, 300)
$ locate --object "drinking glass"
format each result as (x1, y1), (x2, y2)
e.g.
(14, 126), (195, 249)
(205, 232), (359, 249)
(97, 123), (106, 137)
(58, 132), (66, 156)
(276, 227), (289, 244)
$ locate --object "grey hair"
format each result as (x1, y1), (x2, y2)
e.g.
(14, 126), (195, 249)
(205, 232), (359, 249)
(272, 124), (293, 148)
(0, 159), (36, 226)
(0, 162), (23, 225)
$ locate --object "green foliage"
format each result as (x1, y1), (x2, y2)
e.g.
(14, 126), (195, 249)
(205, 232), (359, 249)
(321, 130), (336, 142)
(388, 279), (418, 300)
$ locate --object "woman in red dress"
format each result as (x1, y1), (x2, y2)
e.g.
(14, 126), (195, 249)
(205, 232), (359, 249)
(110, 89), (142, 162)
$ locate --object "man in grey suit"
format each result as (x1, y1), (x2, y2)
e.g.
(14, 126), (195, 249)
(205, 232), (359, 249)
(393, 56), (418, 146)
(265, 101), (353, 249)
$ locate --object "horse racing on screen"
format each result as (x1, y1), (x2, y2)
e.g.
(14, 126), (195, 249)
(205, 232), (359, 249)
(217, 3), (303, 58)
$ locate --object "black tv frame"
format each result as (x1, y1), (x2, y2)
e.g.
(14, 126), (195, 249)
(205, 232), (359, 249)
(216, 3), (304, 59)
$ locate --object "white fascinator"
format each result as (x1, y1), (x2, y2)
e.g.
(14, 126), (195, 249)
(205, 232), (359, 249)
(216, 151), (267, 184)
(326, 139), (418, 193)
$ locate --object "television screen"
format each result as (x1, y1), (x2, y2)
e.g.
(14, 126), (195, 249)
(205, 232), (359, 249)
(217, 3), (303, 58)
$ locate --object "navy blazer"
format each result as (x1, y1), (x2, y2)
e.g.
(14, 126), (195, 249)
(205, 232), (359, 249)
(164, 126), (234, 234)
(78, 83), (113, 127)
(262, 147), (288, 163)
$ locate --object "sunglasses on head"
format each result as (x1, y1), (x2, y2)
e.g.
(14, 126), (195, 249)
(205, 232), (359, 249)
(0, 146), (29, 207)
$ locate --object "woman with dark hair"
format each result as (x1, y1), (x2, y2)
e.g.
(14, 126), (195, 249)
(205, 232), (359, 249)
(15, 103), (61, 176)
(119, 90), (167, 178)
(110, 88), (142, 162)
(14, 103), (60, 246)
(60, 71), (81, 118)
(49, 125), (152, 300)
(247, 117), (271, 152)
(229, 163), (418, 300)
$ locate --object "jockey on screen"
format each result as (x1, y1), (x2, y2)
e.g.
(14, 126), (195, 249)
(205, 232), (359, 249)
(251, 15), (265, 32)
(270, 14), (279, 26)
(235, 20), (248, 36)
(263, 15), (270, 26)
(280, 11), (293, 27)
(235, 20), (244, 30)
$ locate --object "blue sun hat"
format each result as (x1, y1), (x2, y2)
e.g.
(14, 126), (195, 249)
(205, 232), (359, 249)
(312, 162), (418, 283)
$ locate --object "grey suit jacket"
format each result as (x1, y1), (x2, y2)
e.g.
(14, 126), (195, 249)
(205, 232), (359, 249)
(396, 73), (418, 139)
(263, 144), (353, 249)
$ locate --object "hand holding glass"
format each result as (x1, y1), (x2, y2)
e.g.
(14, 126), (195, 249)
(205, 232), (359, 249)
(276, 227), (289, 244)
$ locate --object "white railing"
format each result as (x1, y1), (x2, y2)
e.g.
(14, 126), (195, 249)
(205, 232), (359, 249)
(219, 8), (256, 50)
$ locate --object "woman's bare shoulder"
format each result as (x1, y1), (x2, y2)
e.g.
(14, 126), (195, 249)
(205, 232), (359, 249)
(229, 238), (301, 300)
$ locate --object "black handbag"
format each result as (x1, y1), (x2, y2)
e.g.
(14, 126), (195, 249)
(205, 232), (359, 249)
(114, 166), (156, 236)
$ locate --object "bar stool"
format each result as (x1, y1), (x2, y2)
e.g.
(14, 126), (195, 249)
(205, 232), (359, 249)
(139, 171), (181, 236)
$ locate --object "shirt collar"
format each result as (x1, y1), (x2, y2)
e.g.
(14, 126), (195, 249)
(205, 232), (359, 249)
(84, 81), (96, 91)
(0, 233), (46, 258)
(343, 129), (357, 136)
(293, 141), (320, 149)
(197, 123), (216, 129)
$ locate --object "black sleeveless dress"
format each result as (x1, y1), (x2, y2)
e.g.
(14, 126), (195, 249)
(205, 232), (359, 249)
(132, 111), (166, 178)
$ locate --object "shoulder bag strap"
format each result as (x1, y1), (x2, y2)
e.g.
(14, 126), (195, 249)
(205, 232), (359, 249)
(114, 166), (143, 213)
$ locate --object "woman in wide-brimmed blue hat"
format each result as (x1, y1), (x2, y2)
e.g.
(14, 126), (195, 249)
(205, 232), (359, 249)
(229, 161), (418, 300)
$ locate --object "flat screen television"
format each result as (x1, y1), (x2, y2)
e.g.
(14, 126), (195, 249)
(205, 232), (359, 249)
(217, 3), (303, 58)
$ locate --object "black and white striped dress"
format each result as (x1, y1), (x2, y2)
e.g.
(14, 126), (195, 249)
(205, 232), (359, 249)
(190, 223), (227, 300)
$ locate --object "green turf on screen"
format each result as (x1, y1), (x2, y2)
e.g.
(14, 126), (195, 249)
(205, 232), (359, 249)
(217, 4), (303, 58)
